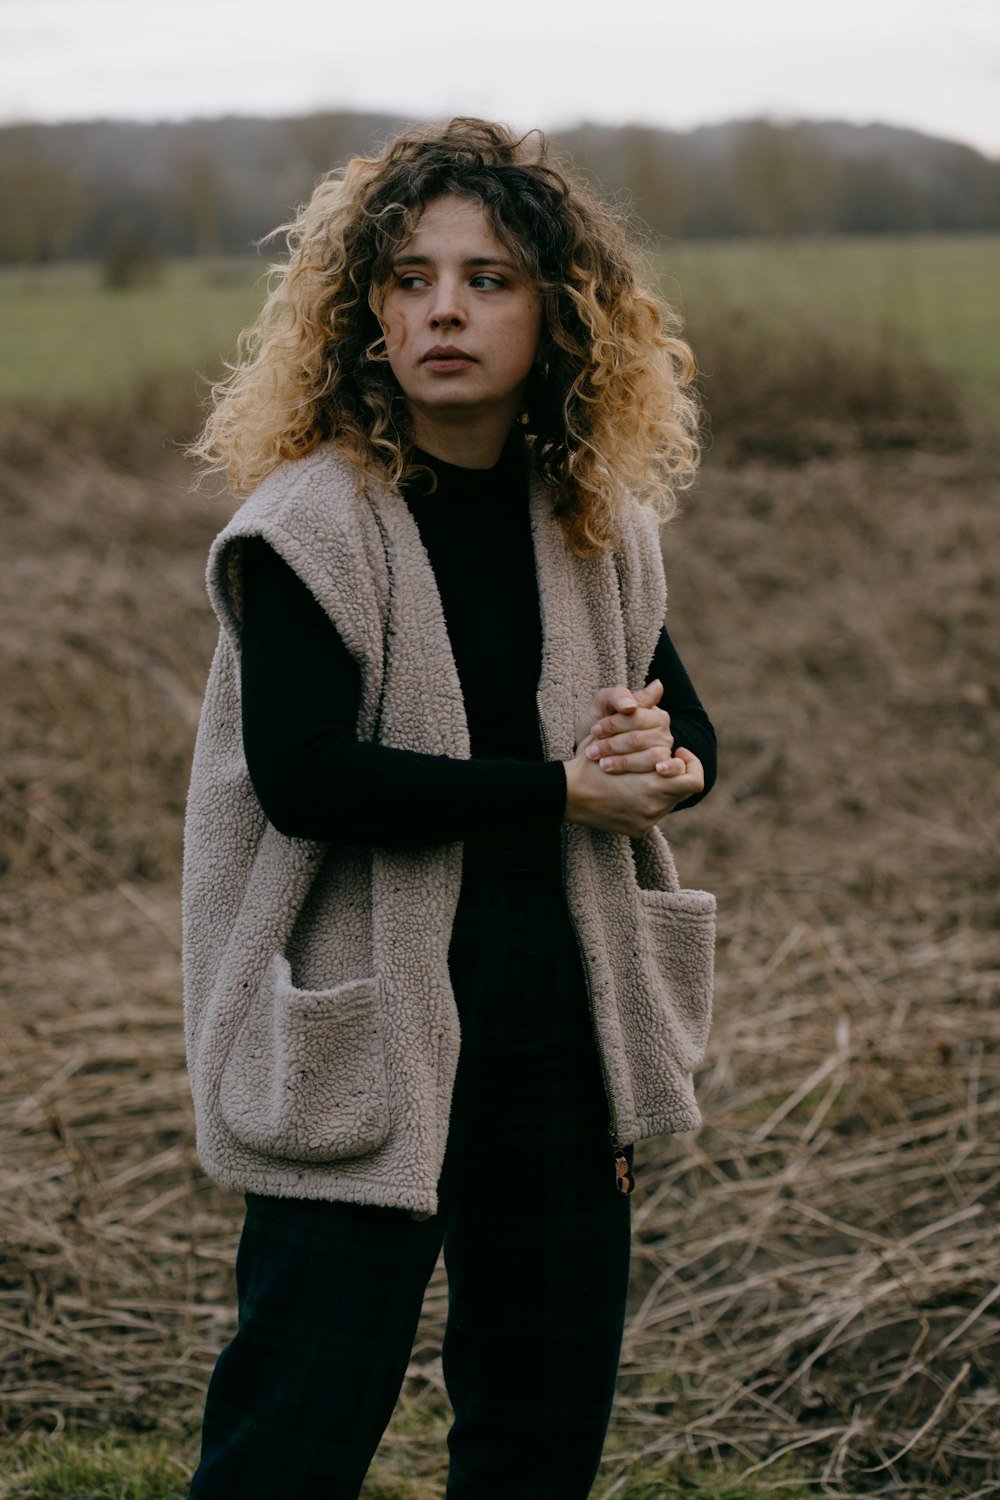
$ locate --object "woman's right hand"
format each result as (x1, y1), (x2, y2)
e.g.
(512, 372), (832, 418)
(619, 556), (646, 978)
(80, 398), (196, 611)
(563, 744), (705, 836)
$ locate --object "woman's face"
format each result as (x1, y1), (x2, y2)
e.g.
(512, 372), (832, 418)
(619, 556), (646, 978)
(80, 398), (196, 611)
(380, 194), (543, 451)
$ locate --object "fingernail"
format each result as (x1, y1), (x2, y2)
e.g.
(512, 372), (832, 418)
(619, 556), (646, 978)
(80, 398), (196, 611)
(586, 744), (601, 759)
(620, 697), (637, 710)
(600, 757), (613, 770)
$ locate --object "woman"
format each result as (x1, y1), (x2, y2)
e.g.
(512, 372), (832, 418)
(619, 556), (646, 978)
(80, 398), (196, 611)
(183, 117), (717, 1499)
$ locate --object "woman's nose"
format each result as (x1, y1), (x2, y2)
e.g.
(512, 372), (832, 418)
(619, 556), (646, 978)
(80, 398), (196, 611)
(429, 286), (466, 329)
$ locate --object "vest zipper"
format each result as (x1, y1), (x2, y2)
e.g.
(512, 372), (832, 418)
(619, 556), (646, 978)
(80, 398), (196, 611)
(539, 696), (636, 1197)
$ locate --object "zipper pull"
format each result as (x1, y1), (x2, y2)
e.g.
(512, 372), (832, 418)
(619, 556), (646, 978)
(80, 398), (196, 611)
(615, 1153), (635, 1196)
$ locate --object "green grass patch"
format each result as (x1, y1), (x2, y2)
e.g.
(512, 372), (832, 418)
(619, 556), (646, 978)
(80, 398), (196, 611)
(600, 1467), (821, 1499)
(0, 257), (265, 407)
(1, 237), (997, 421)
(0, 1426), (826, 1500)
(657, 233), (1000, 417)
(0, 1431), (193, 1500)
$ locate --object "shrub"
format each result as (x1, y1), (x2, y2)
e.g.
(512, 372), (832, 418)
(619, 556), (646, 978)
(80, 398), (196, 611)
(689, 310), (967, 463)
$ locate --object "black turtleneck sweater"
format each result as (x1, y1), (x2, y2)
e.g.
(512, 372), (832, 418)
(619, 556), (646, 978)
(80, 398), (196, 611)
(239, 446), (716, 847)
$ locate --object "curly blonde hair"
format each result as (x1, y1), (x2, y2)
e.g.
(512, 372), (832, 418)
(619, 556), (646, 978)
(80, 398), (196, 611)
(190, 117), (700, 556)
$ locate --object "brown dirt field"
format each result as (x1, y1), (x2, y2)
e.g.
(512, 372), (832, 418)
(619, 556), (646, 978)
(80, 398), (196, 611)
(1, 411), (997, 1497)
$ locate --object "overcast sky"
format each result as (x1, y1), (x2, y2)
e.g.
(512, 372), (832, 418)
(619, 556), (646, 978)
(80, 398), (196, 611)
(3, 0), (998, 157)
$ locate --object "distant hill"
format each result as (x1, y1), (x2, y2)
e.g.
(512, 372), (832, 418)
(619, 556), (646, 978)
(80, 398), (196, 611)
(567, 118), (1000, 237)
(1, 111), (997, 265)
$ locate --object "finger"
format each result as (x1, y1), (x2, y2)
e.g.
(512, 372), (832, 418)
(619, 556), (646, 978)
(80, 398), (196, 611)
(633, 677), (664, 706)
(659, 774), (703, 800)
(658, 748), (704, 789)
(597, 679), (663, 728)
(654, 757), (687, 778)
(672, 747), (703, 774)
(590, 706), (672, 740)
(588, 728), (672, 757)
(586, 727), (674, 760)
(597, 748), (677, 775)
(591, 685), (640, 720)
(650, 771), (703, 802)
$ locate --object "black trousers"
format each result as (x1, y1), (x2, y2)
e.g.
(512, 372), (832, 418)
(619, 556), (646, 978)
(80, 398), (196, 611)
(189, 870), (632, 1499)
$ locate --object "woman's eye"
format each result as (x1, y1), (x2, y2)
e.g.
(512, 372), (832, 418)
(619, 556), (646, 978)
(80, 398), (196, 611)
(470, 274), (504, 290)
(396, 274), (429, 291)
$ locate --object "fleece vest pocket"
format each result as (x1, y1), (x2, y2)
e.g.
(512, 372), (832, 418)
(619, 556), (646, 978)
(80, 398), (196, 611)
(219, 953), (390, 1163)
(630, 887), (716, 1108)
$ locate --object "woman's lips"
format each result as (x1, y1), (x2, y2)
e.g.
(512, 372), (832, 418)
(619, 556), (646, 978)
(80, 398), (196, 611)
(421, 347), (475, 372)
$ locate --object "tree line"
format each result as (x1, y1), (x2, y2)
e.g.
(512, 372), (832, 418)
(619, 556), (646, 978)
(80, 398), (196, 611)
(1, 111), (998, 268)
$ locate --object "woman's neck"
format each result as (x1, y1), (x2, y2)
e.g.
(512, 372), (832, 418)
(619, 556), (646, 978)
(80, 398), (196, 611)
(408, 412), (517, 470)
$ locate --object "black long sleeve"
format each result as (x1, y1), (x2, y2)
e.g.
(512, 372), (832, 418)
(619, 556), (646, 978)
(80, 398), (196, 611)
(646, 630), (717, 810)
(239, 535), (567, 846)
(239, 449), (716, 846)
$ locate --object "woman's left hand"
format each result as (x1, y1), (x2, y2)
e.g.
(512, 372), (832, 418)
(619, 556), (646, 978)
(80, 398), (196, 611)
(582, 678), (681, 777)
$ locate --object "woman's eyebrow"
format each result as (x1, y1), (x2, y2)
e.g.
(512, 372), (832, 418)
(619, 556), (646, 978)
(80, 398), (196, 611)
(464, 256), (519, 270)
(391, 252), (520, 271)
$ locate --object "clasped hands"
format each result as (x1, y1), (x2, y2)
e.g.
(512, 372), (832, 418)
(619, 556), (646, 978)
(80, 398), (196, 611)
(563, 679), (705, 837)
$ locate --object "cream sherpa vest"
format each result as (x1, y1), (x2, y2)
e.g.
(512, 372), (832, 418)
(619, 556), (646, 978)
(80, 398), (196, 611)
(182, 443), (716, 1215)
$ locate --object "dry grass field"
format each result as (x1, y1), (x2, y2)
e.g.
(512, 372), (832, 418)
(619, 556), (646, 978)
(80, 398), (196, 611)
(0, 285), (998, 1497)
